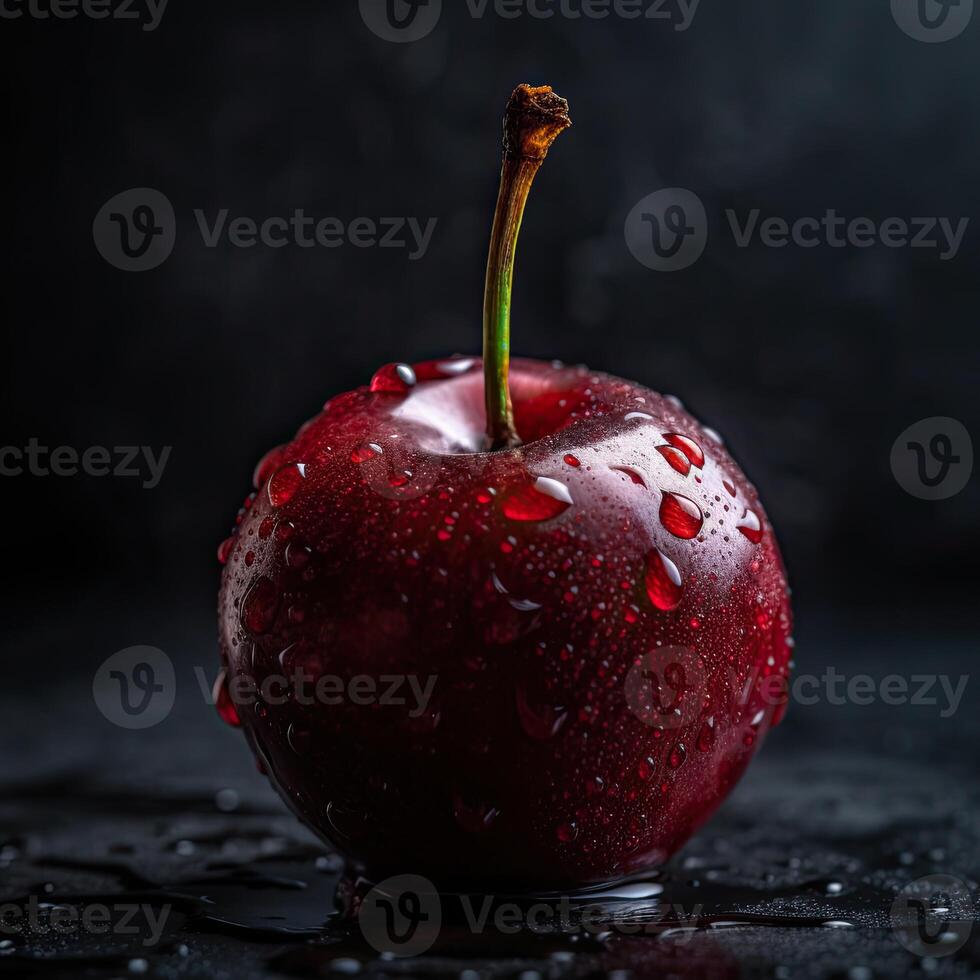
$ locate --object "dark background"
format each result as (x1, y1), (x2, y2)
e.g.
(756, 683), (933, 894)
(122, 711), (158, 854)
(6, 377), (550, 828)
(1, 2), (978, 977)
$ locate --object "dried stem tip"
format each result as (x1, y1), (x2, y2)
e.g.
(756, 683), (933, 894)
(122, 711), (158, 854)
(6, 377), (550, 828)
(502, 84), (572, 162)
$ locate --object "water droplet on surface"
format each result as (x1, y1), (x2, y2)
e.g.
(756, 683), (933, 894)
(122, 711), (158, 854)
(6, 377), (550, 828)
(286, 541), (311, 570)
(241, 576), (279, 634)
(436, 357), (475, 376)
(662, 433), (705, 468)
(723, 479), (737, 497)
(217, 536), (235, 565)
(659, 491), (704, 539)
(668, 742), (687, 769)
(736, 507), (763, 543)
(267, 463), (306, 508)
(625, 411), (653, 422)
(637, 756), (657, 781)
(350, 444), (381, 464)
(696, 719), (715, 752)
(563, 454), (581, 467)
(452, 793), (500, 833)
(645, 548), (684, 611)
(502, 477), (573, 521)
(516, 684), (568, 740)
(612, 466), (647, 486)
(213, 670), (241, 727)
(556, 821), (579, 843)
(253, 444), (287, 489)
(370, 362), (416, 393)
(287, 723), (312, 755)
(656, 445), (691, 475)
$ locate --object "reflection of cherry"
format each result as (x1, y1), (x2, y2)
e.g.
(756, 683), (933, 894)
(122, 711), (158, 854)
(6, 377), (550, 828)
(217, 84), (793, 890)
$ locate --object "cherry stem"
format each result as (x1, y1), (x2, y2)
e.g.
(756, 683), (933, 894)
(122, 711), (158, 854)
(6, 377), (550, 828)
(482, 84), (571, 450)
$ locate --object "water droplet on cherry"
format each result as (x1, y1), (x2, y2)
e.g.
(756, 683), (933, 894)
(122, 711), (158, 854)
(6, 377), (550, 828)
(213, 670), (241, 727)
(241, 576), (279, 635)
(267, 463), (306, 508)
(659, 491), (704, 539)
(696, 719), (715, 752)
(656, 445), (691, 476)
(217, 536), (235, 565)
(637, 756), (657, 781)
(662, 433), (704, 468)
(515, 684), (568, 740)
(645, 548), (684, 611)
(556, 821), (579, 843)
(452, 793), (500, 833)
(287, 723), (312, 755)
(370, 362), (417, 393)
(612, 466), (646, 487)
(350, 444), (381, 464)
(502, 477), (573, 521)
(736, 507), (763, 544)
(253, 444), (286, 490)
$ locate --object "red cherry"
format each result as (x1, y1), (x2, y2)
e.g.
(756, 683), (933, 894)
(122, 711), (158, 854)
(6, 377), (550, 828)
(216, 84), (792, 891)
(217, 357), (793, 889)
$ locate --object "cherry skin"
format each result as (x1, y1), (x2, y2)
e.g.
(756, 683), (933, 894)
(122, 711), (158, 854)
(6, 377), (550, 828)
(217, 356), (793, 891)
